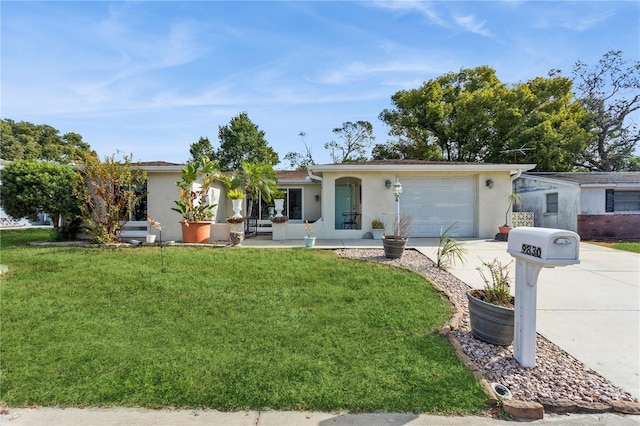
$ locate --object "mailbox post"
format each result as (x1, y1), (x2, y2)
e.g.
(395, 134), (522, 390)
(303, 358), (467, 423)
(507, 227), (580, 367)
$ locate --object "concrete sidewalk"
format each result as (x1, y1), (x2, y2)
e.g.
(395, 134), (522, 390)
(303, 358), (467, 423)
(2, 407), (639, 425)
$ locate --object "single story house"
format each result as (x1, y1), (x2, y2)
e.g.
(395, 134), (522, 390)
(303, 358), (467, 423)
(140, 160), (536, 242)
(514, 172), (640, 240)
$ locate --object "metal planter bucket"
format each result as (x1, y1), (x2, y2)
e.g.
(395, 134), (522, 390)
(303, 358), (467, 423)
(466, 289), (515, 346)
(382, 236), (407, 259)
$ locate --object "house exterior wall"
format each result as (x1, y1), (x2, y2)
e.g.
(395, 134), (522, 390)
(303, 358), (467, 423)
(580, 188), (605, 214)
(578, 214), (640, 239)
(578, 188), (640, 239)
(144, 163), (533, 242)
(315, 169), (513, 239)
(146, 169), (322, 242)
(146, 170), (227, 242)
(480, 171), (512, 237)
(515, 177), (580, 232)
(301, 185), (320, 221)
(516, 174), (640, 239)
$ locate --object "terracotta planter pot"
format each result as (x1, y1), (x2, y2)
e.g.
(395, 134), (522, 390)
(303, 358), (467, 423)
(466, 289), (514, 346)
(180, 221), (212, 243)
(382, 236), (408, 259)
(498, 226), (512, 234)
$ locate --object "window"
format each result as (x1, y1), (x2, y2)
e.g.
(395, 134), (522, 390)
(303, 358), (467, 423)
(608, 190), (640, 212)
(286, 188), (302, 220)
(250, 188), (303, 220)
(546, 193), (558, 213)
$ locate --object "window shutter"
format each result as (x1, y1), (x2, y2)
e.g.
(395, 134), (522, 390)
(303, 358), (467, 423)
(605, 189), (614, 212)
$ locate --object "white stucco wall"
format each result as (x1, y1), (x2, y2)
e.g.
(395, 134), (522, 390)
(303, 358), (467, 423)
(315, 169), (515, 239)
(145, 169), (227, 242)
(302, 183), (322, 222)
(145, 163), (534, 241)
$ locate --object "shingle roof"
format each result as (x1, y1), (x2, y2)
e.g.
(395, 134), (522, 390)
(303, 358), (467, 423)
(275, 170), (309, 180)
(137, 161), (183, 167)
(524, 172), (640, 185)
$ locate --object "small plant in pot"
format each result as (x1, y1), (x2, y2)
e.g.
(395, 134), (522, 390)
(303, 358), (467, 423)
(371, 218), (385, 240)
(467, 258), (515, 346)
(227, 188), (244, 199)
(304, 220), (316, 248)
(227, 188), (245, 218)
(272, 189), (286, 218)
(382, 213), (413, 259)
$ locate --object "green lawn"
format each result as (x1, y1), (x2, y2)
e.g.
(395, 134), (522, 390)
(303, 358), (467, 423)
(587, 240), (640, 253)
(0, 229), (487, 414)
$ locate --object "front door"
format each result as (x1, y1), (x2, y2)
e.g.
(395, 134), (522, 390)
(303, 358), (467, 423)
(335, 185), (352, 229)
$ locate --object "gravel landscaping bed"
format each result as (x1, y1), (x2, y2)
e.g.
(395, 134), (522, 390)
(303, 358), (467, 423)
(336, 248), (638, 406)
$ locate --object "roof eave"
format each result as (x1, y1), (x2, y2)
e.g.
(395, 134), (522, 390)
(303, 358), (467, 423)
(519, 174), (580, 187)
(309, 163), (537, 174)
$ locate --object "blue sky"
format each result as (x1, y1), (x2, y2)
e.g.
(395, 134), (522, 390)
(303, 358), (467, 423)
(2, 1), (639, 166)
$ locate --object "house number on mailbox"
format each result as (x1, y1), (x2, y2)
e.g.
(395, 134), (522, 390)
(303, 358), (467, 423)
(521, 244), (542, 258)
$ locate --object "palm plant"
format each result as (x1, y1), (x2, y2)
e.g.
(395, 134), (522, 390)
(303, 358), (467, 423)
(436, 223), (466, 269)
(229, 161), (278, 218)
(504, 191), (521, 226)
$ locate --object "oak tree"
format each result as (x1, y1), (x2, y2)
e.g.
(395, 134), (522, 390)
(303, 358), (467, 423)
(0, 119), (94, 162)
(572, 50), (640, 171)
(214, 112), (279, 171)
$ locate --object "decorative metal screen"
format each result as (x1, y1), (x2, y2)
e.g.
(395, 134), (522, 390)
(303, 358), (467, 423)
(512, 212), (534, 228)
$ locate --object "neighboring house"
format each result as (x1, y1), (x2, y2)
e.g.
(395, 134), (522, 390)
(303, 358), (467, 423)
(515, 172), (640, 240)
(141, 160), (535, 241)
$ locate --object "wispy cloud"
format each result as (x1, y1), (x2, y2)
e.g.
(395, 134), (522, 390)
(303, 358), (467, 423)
(454, 14), (490, 36)
(369, 0), (491, 36)
(310, 59), (448, 85)
(531, 4), (618, 32)
(369, 0), (447, 27)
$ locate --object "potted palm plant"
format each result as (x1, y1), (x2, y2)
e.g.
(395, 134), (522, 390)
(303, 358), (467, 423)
(371, 218), (385, 240)
(498, 191), (521, 236)
(171, 156), (225, 243)
(466, 258), (515, 346)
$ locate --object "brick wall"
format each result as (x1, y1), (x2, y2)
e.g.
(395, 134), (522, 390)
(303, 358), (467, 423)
(577, 214), (640, 240)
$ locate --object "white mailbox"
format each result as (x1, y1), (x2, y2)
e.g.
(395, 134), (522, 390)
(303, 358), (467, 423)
(507, 227), (580, 266)
(506, 227), (580, 368)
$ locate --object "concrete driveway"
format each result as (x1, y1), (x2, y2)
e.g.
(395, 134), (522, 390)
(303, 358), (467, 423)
(415, 238), (640, 400)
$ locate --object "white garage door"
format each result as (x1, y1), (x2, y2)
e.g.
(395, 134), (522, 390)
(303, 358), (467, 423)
(400, 177), (477, 237)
